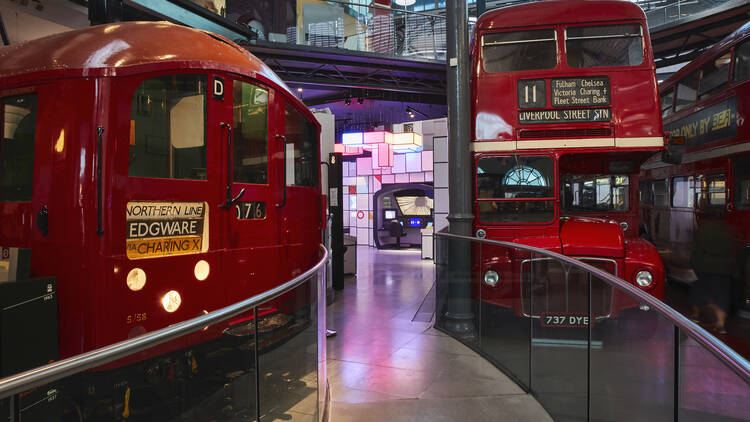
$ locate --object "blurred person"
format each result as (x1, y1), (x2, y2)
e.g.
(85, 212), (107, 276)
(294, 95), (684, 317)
(689, 205), (736, 334)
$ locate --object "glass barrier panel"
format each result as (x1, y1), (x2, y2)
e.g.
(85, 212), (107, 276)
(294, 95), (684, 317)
(589, 276), (674, 421)
(678, 332), (750, 421)
(0, 308), (261, 421)
(479, 242), (531, 389)
(528, 254), (590, 421)
(434, 234), (479, 350)
(258, 276), (320, 422)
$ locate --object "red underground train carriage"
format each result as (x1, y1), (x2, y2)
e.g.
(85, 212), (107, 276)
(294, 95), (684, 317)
(470, 0), (666, 324)
(0, 20), (322, 416)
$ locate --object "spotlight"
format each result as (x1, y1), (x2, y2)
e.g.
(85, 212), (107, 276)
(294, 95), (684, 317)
(345, 97), (351, 105)
(357, 97), (364, 104)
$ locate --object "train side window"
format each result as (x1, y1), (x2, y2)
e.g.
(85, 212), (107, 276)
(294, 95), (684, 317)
(671, 176), (694, 208)
(696, 174), (726, 208)
(661, 88), (674, 117)
(0, 94), (37, 202)
(734, 40), (750, 82)
(699, 52), (731, 100)
(285, 104), (319, 188)
(653, 179), (668, 208)
(482, 29), (557, 72)
(674, 71), (698, 112)
(233, 81), (268, 184)
(129, 74), (207, 180)
(566, 24), (643, 68)
(639, 180), (653, 206)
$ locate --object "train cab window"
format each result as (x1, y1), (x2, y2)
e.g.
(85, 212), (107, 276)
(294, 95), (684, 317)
(0, 94), (37, 202)
(733, 158), (750, 210)
(734, 40), (750, 82)
(233, 81), (268, 184)
(476, 155), (555, 223)
(566, 24), (643, 68)
(129, 75), (207, 180)
(661, 88), (674, 117)
(639, 180), (653, 206)
(482, 29), (557, 73)
(699, 52), (731, 100)
(675, 71), (698, 112)
(671, 176), (695, 208)
(285, 104), (319, 188)
(696, 174), (726, 208)
(653, 179), (668, 208)
(562, 175), (629, 212)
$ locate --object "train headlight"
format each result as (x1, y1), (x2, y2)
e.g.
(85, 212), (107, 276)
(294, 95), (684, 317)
(635, 270), (653, 288)
(161, 290), (181, 313)
(194, 260), (210, 281)
(484, 270), (500, 287)
(126, 268), (146, 291)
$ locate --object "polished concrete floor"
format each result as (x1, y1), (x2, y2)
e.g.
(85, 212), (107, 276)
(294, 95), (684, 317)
(326, 246), (552, 422)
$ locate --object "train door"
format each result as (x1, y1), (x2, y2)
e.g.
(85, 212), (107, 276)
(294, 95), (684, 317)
(219, 76), (282, 302)
(729, 156), (750, 310)
(278, 101), (321, 279)
(108, 72), (226, 346)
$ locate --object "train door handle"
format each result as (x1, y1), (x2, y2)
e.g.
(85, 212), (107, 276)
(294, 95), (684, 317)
(276, 134), (287, 208)
(37, 205), (48, 236)
(220, 122), (234, 209)
(224, 188), (246, 210)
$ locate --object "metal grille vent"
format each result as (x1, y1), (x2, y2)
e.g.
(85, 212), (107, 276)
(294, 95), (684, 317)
(519, 128), (611, 139)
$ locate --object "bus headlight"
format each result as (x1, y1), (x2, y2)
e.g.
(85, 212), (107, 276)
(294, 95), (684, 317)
(635, 270), (653, 288)
(484, 270), (500, 287)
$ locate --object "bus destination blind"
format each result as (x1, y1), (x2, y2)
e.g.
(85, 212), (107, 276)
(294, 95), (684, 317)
(518, 76), (611, 124)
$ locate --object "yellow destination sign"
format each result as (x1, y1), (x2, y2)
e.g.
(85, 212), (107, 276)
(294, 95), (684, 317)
(126, 236), (203, 259)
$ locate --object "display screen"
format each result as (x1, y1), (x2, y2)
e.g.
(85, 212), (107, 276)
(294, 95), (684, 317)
(384, 210), (396, 220)
(409, 218), (422, 227)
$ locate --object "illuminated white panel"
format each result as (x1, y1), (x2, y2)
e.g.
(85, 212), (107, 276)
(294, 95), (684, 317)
(342, 132), (364, 145)
(393, 154), (406, 174)
(356, 157), (373, 175)
(382, 174), (395, 184)
(356, 177), (368, 193)
(343, 193), (349, 211)
(343, 211), (350, 226)
(357, 228), (369, 245)
(409, 172), (425, 183)
(350, 195), (357, 209)
(343, 176), (356, 186)
(363, 131), (389, 144)
(405, 152), (422, 173)
(425, 171), (434, 182)
(422, 151), (433, 171)
(395, 173), (409, 183)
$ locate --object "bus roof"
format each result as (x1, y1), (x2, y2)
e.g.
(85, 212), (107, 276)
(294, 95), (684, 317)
(476, 0), (646, 31)
(660, 21), (750, 91)
(0, 21), (294, 98)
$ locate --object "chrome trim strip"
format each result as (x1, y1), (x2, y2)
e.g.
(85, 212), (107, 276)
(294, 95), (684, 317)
(0, 245), (329, 399)
(436, 231), (750, 384)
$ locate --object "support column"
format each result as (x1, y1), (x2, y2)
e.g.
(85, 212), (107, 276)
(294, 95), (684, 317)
(444, 0), (475, 337)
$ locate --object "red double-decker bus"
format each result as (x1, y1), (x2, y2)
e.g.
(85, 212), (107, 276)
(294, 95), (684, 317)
(640, 22), (750, 315)
(471, 0), (666, 320)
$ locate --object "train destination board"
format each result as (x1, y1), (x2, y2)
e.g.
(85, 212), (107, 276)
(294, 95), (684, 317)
(126, 201), (208, 259)
(550, 77), (610, 107)
(519, 107), (611, 124)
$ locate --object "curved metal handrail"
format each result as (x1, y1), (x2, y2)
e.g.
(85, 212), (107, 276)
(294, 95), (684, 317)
(0, 245), (329, 399)
(436, 231), (750, 384)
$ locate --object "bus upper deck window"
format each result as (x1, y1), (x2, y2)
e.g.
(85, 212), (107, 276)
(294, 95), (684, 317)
(566, 24), (643, 68)
(129, 74), (207, 180)
(481, 29), (557, 73)
(0, 94), (37, 202)
(699, 52), (731, 100)
(733, 40), (750, 82)
(675, 71), (698, 112)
